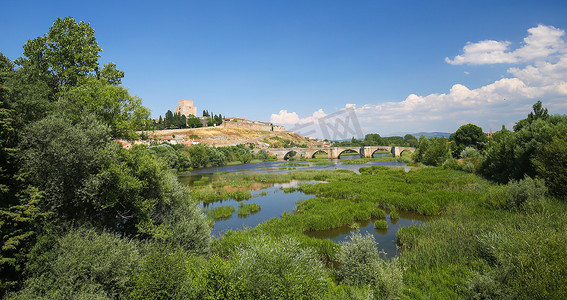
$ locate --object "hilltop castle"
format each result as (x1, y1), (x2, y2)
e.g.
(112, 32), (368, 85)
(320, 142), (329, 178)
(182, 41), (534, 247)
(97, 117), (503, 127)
(174, 100), (197, 116)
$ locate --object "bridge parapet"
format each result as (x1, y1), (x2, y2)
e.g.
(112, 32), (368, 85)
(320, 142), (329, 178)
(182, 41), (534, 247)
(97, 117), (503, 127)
(259, 146), (416, 160)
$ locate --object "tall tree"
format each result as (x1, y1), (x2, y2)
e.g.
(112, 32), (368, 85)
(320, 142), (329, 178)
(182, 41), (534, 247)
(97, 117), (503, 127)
(514, 100), (549, 131)
(15, 17), (102, 92)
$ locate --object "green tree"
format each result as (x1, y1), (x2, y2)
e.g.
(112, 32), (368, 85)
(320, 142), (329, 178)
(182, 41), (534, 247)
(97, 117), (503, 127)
(97, 62), (124, 85)
(187, 114), (202, 128)
(18, 115), (111, 223)
(481, 102), (567, 184)
(514, 100), (548, 131)
(58, 77), (150, 139)
(415, 136), (451, 166)
(187, 144), (209, 168)
(450, 123), (487, 156)
(0, 53), (50, 297)
(532, 136), (567, 198)
(404, 134), (419, 147)
(15, 17), (102, 91)
(165, 110), (174, 128)
(364, 133), (383, 145)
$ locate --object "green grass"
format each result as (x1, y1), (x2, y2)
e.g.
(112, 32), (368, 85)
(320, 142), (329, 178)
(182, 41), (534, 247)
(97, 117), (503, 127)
(279, 162), (309, 167)
(338, 156), (396, 165)
(237, 203), (261, 217)
(374, 220), (388, 229)
(191, 188), (253, 203)
(201, 166), (567, 298)
(204, 205), (235, 220)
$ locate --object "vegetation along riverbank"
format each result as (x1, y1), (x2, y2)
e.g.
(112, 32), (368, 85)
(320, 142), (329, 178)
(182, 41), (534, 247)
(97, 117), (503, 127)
(1, 17), (566, 299)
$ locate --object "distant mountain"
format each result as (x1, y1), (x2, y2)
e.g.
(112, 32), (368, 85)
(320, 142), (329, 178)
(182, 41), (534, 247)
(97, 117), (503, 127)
(411, 132), (452, 139)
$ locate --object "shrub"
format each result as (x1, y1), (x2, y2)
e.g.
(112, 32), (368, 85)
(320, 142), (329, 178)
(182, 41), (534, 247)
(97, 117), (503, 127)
(442, 158), (461, 170)
(129, 244), (203, 300)
(13, 228), (139, 299)
(337, 232), (381, 285)
(507, 176), (547, 210)
(337, 232), (404, 299)
(195, 254), (242, 299)
(461, 161), (476, 173)
(460, 146), (480, 159)
(230, 235), (327, 299)
(162, 186), (211, 255)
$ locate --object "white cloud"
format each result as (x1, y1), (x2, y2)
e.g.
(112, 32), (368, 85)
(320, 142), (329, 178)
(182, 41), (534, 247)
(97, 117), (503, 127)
(270, 110), (300, 124)
(271, 24), (567, 137)
(270, 108), (327, 125)
(446, 25), (566, 65)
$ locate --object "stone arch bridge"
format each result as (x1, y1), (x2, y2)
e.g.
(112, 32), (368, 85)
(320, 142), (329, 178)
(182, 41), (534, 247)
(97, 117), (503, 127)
(255, 146), (416, 161)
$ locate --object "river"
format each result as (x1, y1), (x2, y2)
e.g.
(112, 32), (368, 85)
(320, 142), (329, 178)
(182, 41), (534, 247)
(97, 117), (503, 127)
(178, 153), (425, 257)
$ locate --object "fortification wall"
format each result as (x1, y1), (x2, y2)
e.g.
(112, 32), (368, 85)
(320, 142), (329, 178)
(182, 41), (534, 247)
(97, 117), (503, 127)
(221, 119), (285, 132)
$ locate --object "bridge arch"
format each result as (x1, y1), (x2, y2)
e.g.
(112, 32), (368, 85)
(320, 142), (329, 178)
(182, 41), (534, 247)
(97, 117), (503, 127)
(371, 148), (392, 158)
(399, 148), (415, 156)
(283, 150), (298, 160)
(310, 149), (329, 159)
(337, 148), (361, 158)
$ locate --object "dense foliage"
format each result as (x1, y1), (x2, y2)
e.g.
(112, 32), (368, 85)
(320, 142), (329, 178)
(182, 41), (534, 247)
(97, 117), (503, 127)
(0, 17), (210, 297)
(1, 16), (566, 300)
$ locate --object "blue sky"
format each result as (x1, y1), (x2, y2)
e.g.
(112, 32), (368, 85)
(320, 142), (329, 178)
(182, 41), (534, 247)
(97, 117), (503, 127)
(2, 0), (567, 137)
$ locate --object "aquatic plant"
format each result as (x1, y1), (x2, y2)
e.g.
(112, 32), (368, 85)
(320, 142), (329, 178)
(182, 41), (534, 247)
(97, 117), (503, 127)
(374, 220), (388, 229)
(204, 205), (235, 220)
(237, 203), (261, 217)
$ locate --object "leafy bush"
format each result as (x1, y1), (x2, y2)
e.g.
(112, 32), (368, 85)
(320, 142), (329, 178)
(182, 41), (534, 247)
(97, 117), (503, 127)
(13, 228), (139, 299)
(337, 233), (404, 299)
(460, 146), (480, 159)
(442, 158), (461, 170)
(507, 176), (547, 210)
(337, 232), (381, 285)
(230, 235), (328, 299)
(532, 135), (567, 198)
(161, 185), (211, 255)
(129, 244), (203, 300)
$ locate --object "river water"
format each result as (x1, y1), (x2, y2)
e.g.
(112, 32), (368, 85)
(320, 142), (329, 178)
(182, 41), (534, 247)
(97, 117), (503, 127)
(178, 153), (425, 257)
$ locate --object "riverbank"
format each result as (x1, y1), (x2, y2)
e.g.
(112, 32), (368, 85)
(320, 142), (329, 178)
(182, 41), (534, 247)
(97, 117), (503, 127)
(182, 165), (567, 298)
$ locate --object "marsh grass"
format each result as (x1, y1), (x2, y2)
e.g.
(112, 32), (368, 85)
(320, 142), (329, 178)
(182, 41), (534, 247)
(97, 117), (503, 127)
(374, 220), (388, 229)
(192, 188), (253, 203)
(204, 205), (235, 220)
(201, 166), (567, 298)
(279, 162), (309, 167)
(237, 203), (261, 217)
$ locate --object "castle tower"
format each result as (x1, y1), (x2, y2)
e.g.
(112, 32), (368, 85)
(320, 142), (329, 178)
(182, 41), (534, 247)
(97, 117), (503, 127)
(174, 100), (197, 117)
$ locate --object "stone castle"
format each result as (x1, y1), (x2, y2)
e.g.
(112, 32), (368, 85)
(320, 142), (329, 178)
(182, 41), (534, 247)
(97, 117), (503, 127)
(174, 100), (197, 117)
(172, 99), (285, 132)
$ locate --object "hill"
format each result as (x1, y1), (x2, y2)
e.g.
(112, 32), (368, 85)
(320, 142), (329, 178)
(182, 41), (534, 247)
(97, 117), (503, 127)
(143, 127), (314, 148)
(411, 132), (452, 139)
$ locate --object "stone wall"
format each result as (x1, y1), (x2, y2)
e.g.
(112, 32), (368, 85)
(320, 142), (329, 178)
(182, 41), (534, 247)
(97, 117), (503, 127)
(221, 118), (286, 132)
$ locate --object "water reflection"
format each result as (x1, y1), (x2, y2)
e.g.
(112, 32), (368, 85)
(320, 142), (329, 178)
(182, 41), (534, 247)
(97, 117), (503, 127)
(198, 181), (317, 237)
(179, 155), (421, 256)
(304, 211), (429, 258)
